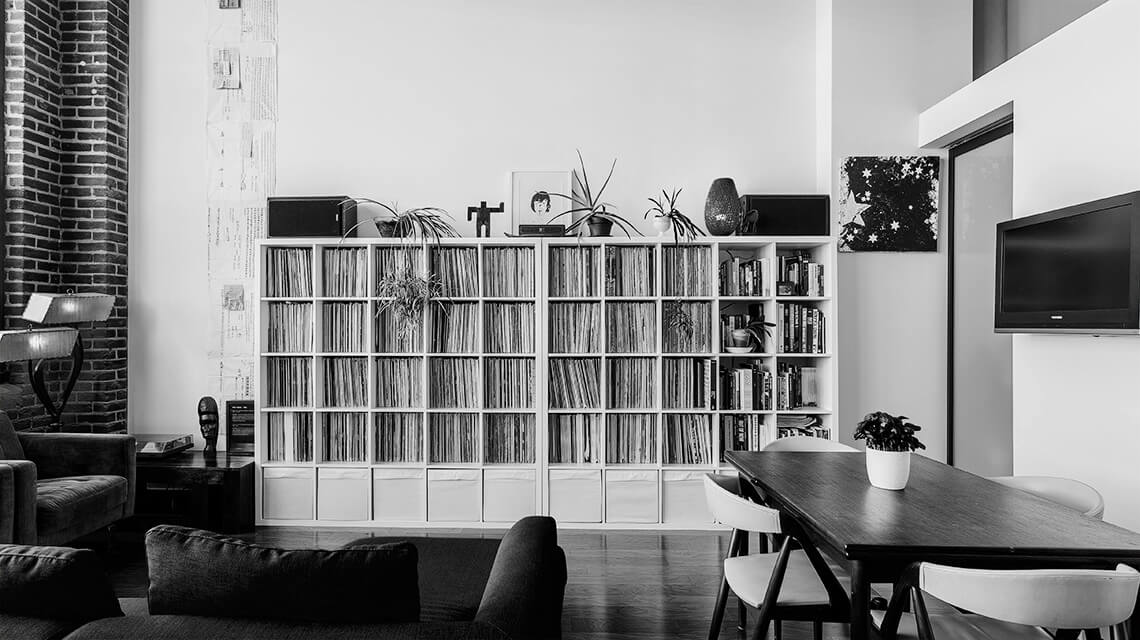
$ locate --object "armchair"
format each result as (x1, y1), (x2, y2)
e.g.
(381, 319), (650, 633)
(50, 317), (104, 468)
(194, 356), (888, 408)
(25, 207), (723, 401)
(0, 414), (134, 545)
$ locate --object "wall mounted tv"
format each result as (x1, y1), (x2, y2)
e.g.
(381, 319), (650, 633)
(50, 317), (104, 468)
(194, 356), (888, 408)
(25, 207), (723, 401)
(995, 191), (1140, 334)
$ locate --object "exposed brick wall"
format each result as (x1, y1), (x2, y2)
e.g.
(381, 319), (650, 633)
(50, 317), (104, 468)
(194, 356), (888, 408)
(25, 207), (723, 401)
(3, 0), (128, 432)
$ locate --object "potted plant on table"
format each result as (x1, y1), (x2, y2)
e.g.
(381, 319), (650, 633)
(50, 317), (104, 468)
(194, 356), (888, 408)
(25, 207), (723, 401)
(550, 151), (637, 237)
(340, 198), (458, 241)
(854, 411), (926, 490)
(727, 318), (776, 353)
(645, 188), (705, 243)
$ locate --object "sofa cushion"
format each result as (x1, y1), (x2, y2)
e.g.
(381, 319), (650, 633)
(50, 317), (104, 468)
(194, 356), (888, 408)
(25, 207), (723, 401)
(36, 475), (127, 535)
(66, 616), (511, 640)
(0, 544), (123, 622)
(342, 535), (501, 623)
(146, 525), (420, 624)
(0, 615), (78, 640)
(0, 414), (24, 460)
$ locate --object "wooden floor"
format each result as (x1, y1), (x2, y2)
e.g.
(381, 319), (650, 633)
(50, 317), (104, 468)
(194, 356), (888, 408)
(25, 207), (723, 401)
(103, 526), (850, 640)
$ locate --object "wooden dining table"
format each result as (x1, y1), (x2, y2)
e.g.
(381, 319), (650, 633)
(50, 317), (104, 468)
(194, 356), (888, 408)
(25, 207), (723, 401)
(725, 450), (1140, 640)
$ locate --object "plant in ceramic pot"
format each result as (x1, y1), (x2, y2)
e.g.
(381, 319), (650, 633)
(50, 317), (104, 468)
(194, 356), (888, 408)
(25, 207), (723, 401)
(340, 198), (459, 241)
(728, 318), (776, 353)
(854, 411), (926, 490)
(550, 151), (637, 237)
(644, 188), (705, 243)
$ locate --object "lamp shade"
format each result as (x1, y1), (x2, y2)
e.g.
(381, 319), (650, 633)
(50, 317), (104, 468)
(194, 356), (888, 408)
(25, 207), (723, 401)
(22, 293), (114, 324)
(0, 328), (78, 362)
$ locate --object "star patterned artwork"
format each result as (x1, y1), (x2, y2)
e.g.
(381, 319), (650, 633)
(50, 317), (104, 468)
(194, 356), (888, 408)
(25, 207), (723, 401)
(838, 156), (940, 252)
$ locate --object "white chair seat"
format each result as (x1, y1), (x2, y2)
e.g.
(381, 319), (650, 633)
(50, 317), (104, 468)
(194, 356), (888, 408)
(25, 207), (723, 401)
(871, 610), (1052, 640)
(724, 549), (830, 607)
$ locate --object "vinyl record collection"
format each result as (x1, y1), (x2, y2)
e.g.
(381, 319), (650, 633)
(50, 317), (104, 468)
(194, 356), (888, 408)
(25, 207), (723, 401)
(429, 358), (479, 408)
(720, 414), (775, 459)
(549, 303), (600, 353)
(375, 357), (421, 408)
(484, 414), (536, 464)
(266, 412), (313, 462)
(606, 358), (655, 409)
(664, 414), (713, 465)
(549, 246), (598, 297)
(483, 247), (535, 297)
(374, 413), (422, 463)
(604, 246), (655, 296)
(431, 247), (479, 297)
(779, 303), (826, 353)
(265, 247), (313, 297)
(266, 357), (311, 407)
(663, 358), (713, 409)
(719, 362), (773, 410)
(484, 358), (534, 409)
(549, 358), (600, 408)
(663, 246), (712, 296)
(663, 301), (712, 353)
(484, 303), (535, 353)
(376, 246), (423, 279)
(431, 303), (478, 352)
(777, 414), (830, 439)
(606, 302), (655, 352)
(548, 414), (601, 464)
(322, 302), (366, 352)
(719, 255), (769, 296)
(321, 413), (367, 462)
(322, 247), (367, 297)
(776, 363), (819, 410)
(778, 251), (825, 297)
(429, 414), (478, 463)
(375, 308), (422, 353)
(606, 414), (657, 464)
(266, 302), (311, 352)
(322, 357), (367, 407)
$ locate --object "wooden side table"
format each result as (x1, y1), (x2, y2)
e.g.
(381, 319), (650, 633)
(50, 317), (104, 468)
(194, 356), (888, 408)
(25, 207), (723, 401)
(133, 451), (255, 534)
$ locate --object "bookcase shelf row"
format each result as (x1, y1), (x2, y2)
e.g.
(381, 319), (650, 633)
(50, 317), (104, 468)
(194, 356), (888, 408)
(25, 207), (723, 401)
(256, 236), (837, 528)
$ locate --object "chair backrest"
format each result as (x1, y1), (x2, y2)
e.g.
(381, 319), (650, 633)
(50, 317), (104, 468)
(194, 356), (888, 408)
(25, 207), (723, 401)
(762, 436), (856, 452)
(988, 475), (1105, 519)
(703, 474), (782, 534)
(0, 414), (24, 460)
(918, 562), (1140, 629)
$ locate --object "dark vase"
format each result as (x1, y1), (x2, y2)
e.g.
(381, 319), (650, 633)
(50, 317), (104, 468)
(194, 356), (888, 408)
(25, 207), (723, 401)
(587, 218), (613, 237)
(704, 177), (743, 236)
(376, 220), (398, 237)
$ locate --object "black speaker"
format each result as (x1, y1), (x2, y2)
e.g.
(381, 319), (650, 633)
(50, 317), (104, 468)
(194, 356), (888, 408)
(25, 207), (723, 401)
(267, 196), (357, 238)
(739, 195), (830, 236)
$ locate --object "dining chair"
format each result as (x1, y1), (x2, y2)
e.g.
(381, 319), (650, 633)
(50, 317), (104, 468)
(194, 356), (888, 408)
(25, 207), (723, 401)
(704, 473), (849, 640)
(874, 561), (1140, 640)
(762, 436), (857, 453)
(988, 475), (1105, 520)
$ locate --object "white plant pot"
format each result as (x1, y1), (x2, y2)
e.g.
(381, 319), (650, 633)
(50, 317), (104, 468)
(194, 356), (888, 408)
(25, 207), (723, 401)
(865, 448), (911, 490)
(652, 216), (672, 237)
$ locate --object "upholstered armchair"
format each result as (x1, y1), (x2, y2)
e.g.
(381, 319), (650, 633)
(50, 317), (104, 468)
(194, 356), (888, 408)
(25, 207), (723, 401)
(0, 414), (135, 545)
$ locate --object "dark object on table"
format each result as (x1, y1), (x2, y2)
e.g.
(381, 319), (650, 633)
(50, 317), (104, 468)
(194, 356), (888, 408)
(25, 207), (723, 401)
(267, 196), (357, 238)
(467, 201), (505, 238)
(776, 281), (796, 296)
(135, 433), (193, 459)
(133, 451), (254, 534)
(224, 400), (254, 456)
(197, 396), (219, 455)
(740, 194), (830, 236)
(704, 177), (743, 236)
(517, 224), (567, 237)
(0, 413), (135, 545)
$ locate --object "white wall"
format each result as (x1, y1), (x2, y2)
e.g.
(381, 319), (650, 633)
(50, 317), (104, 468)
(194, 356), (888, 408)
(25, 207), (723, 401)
(831, 0), (973, 460)
(1006, 0), (1107, 58)
(919, 0), (1140, 529)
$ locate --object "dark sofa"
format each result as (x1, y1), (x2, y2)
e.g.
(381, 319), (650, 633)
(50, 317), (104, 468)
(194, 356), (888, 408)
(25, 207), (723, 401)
(0, 516), (567, 640)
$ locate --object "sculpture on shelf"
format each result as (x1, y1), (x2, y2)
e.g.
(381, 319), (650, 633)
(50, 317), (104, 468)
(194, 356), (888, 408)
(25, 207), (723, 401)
(198, 396), (220, 455)
(704, 177), (743, 236)
(467, 201), (505, 238)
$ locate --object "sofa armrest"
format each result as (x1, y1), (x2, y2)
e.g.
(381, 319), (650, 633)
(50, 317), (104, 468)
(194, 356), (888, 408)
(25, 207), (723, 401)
(0, 461), (35, 544)
(18, 434), (135, 517)
(0, 465), (14, 543)
(475, 516), (567, 640)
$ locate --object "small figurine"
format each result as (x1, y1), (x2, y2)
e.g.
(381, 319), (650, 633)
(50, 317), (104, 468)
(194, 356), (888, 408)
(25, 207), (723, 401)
(198, 396), (220, 456)
(467, 201), (505, 237)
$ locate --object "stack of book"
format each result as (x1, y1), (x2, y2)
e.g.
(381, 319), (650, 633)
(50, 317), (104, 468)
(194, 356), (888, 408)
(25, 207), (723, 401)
(719, 362), (773, 411)
(663, 302), (712, 353)
(484, 414), (536, 464)
(606, 414), (657, 464)
(778, 303), (826, 353)
(431, 303), (478, 352)
(484, 358), (534, 409)
(431, 247), (478, 296)
(266, 357), (311, 407)
(266, 412), (313, 462)
(322, 413), (367, 462)
(719, 255), (768, 296)
(322, 302), (366, 352)
(323, 247), (367, 297)
(483, 247), (535, 297)
(606, 358), (655, 409)
(720, 414), (774, 458)
(605, 246), (655, 296)
(549, 303), (600, 353)
(606, 302), (655, 352)
(663, 358), (713, 409)
(266, 247), (313, 297)
(549, 415), (600, 464)
(778, 252), (825, 297)
(375, 358), (421, 408)
(266, 302), (311, 352)
(776, 414), (830, 440)
(775, 363), (819, 410)
(323, 357), (367, 407)
(664, 415), (712, 465)
(484, 303), (535, 353)
(374, 413), (422, 463)
(429, 358), (478, 408)
(549, 247), (598, 297)
(663, 246), (712, 296)
(429, 414), (478, 463)
(549, 358), (600, 408)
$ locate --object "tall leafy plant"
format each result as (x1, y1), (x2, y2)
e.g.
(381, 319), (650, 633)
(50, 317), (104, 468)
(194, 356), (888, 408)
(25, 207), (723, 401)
(645, 187), (705, 244)
(549, 150), (638, 236)
(340, 197), (458, 242)
(853, 411), (926, 452)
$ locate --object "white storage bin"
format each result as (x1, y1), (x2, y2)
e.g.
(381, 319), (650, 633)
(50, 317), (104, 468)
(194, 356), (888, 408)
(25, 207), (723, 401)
(662, 470), (712, 525)
(427, 469), (481, 522)
(605, 470), (659, 523)
(483, 469), (537, 523)
(317, 468), (369, 521)
(548, 469), (602, 523)
(262, 467), (314, 520)
(373, 468), (426, 522)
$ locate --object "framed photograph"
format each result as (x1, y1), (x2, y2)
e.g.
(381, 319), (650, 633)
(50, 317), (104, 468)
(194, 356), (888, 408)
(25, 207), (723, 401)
(510, 171), (572, 233)
(838, 155), (941, 252)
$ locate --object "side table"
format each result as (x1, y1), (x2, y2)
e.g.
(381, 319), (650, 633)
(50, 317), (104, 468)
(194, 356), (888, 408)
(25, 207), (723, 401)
(133, 451), (255, 533)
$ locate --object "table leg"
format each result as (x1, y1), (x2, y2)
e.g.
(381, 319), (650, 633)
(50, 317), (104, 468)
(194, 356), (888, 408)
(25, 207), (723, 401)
(850, 560), (871, 640)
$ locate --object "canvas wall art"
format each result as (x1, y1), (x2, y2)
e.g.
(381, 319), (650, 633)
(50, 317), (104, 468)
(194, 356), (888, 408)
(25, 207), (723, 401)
(838, 156), (941, 252)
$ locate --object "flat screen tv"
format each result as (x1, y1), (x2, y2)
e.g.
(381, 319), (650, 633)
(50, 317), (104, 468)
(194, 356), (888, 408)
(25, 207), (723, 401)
(995, 191), (1140, 334)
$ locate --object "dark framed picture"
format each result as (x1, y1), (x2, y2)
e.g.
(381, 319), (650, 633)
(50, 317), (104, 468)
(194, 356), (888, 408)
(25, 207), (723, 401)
(838, 156), (941, 252)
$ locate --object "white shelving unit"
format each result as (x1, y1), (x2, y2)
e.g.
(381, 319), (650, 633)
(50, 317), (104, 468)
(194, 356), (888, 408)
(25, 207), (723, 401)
(254, 236), (837, 529)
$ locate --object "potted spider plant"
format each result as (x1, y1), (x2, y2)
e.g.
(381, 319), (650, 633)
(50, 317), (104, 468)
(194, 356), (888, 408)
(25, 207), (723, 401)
(665, 299), (695, 348)
(339, 197), (458, 242)
(550, 151), (637, 237)
(728, 318), (776, 353)
(645, 188), (705, 243)
(854, 411), (926, 490)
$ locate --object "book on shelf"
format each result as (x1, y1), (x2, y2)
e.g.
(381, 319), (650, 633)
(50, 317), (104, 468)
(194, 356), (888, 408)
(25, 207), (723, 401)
(322, 357), (368, 407)
(778, 252), (825, 297)
(664, 414), (712, 465)
(663, 246), (712, 296)
(720, 414), (774, 459)
(606, 358), (655, 409)
(549, 358), (600, 409)
(549, 246), (598, 297)
(266, 357), (311, 407)
(549, 303), (600, 353)
(483, 247), (535, 297)
(321, 413), (367, 462)
(604, 246), (654, 296)
(779, 303), (826, 353)
(267, 302), (312, 352)
(484, 303), (535, 353)
(663, 358), (714, 410)
(265, 247), (313, 297)
(429, 413), (478, 463)
(776, 363), (819, 410)
(606, 302), (655, 353)
(375, 413), (422, 463)
(266, 412), (313, 462)
(549, 414), (600, 464)
(429, 358), (479, 408)
(484, 414), (536, 464)
(431, 247), (478, 297)
(776, 414), (830, 440)
(322, 302), (366, 352)
(376, 357), (421, 408)
(718, 362), (772, 411)
(663, 301), (712, 353)
(484, 358), (534, 409)
(606, 414), (657, 464)
(431, 303), (478, 352)
(323, 247), (367, 297)
(719, 255), (769, 296)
